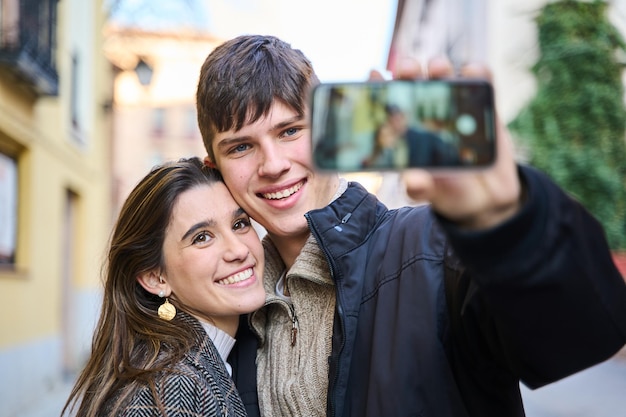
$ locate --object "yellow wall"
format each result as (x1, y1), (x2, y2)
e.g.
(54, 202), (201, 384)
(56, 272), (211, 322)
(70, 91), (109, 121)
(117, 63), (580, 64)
(0, 0), (111, 352)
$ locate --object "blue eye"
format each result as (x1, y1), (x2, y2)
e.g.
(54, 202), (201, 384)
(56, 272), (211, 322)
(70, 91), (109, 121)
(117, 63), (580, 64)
(231, 143), (251, 154)
(283, 127), (299, 137)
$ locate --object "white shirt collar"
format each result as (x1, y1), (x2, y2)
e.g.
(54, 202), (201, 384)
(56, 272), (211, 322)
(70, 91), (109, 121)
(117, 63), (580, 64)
(199, 321), (236, 376)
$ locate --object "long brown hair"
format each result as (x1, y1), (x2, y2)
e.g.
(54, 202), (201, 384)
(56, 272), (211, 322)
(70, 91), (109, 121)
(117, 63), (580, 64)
(62, 157), (224, 417)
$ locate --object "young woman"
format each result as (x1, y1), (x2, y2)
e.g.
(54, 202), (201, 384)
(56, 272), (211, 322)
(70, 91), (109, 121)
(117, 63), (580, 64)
(362, 122), (405, 169)
(62, 157), (265, 416)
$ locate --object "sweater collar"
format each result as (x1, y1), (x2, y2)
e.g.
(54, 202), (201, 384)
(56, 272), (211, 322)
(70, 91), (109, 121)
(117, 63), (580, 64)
(262, 230), (334, 293)
(261, 177), (349, 292)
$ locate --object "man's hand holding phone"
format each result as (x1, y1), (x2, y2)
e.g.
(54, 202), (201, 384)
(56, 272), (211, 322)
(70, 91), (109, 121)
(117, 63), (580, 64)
(397, 57), (522, 231)
(310, 56), (522, 231)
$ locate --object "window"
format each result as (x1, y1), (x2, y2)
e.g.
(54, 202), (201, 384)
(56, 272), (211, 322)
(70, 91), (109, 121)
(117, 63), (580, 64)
(0, 0), (58, 94)
(69, 50), (87, 147)
(0, 0), (20, 48)
(185, 106), (200, 140)
(0, 152), (17, 265)
(71, 52), (79, 129)
(151, 107), (166, 137)
(22, 0), (57, 69)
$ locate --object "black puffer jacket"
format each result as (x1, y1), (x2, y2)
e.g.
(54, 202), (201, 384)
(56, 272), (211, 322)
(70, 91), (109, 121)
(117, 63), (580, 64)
(230, 165), (626, 417)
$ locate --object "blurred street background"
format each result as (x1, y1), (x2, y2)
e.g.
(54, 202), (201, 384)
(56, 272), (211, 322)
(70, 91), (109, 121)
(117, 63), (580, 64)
(1, 0), (626, 416)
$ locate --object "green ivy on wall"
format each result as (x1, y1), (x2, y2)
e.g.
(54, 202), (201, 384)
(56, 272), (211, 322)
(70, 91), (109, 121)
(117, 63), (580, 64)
(509, 0), (626, 249)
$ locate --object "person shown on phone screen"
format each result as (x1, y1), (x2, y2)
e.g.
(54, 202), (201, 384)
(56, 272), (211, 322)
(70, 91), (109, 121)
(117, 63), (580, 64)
(383, 103), (459, 167)
(62, 157), (264, 417)
(362, 122), (405, 168)
(196, 35), (626, 417)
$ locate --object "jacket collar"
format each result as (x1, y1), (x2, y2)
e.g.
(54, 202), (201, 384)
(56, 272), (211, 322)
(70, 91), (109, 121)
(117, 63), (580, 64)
(306, 182), (385, 270)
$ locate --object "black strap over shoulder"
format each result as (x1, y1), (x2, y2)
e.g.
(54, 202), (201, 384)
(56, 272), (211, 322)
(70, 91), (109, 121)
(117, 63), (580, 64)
(228, 314), (261, 417)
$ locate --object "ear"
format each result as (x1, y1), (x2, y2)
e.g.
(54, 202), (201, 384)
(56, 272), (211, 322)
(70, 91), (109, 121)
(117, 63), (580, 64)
(203, 155), (217, 169)
(137, 271), (170, 296)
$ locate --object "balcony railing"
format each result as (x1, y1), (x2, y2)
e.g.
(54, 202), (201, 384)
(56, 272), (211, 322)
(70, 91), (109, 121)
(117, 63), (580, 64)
(0, 0), (59, 95)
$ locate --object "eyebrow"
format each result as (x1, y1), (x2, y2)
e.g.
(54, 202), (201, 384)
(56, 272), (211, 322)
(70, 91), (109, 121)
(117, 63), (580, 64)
(179, 207), (247, 242)
(215, 115), (304, 151)
(233, 207), (246, 219)
(181, 220), (215, 242)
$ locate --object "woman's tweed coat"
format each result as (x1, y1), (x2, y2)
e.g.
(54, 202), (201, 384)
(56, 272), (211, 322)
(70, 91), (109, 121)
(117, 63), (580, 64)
(101, 312), (247, 417)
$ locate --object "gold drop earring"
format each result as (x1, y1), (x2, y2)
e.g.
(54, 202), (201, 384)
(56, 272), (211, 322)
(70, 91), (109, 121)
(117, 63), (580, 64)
(157, 276), (176, 321)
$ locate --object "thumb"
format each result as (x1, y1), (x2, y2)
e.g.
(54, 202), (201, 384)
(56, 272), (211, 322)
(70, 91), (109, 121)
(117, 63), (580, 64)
(368, 69), (386, 81)
(402, 169), (434, 203)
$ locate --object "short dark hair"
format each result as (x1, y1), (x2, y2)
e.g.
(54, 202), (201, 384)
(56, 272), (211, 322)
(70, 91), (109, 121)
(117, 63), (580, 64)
(196, 35), (319, 162)
(384, 103), (403, 116)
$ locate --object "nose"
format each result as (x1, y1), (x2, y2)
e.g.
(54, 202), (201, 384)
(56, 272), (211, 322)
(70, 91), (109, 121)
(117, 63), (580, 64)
(222, 232), (250, 263)
(258, 141), (290, 178)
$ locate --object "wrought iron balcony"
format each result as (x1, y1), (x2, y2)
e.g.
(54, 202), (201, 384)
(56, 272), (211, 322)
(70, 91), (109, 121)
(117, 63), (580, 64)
(0, 0), (59, 96)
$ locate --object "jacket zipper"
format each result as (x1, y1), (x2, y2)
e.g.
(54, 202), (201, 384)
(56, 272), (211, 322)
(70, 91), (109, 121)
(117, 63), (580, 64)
(289, 302), (299, 346)
(305, 212), (347, 417)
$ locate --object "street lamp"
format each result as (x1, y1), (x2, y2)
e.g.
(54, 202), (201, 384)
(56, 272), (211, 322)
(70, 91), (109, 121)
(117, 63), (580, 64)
(134, 58), (153, 87)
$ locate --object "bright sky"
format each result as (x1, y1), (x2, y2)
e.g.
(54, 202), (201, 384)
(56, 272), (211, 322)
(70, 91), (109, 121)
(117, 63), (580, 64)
(108, 0), (398, 82)
(204, 0), (398, 82)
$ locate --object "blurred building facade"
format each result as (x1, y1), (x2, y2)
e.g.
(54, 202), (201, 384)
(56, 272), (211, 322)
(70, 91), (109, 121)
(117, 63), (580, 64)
(103, 25), (222, 217)
(388, 0), (626, 122)
(0, 0), (112, 415)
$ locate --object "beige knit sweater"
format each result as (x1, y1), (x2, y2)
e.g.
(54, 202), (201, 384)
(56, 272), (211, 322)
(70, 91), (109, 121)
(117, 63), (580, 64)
(251, 231), (336, 417)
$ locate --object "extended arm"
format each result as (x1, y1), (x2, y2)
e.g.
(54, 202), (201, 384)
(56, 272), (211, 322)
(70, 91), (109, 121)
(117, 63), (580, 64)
(440, 165), (626, 387)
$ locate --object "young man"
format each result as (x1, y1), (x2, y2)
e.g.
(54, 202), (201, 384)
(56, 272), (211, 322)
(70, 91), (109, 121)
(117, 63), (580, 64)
(196, 35), (626, 417)
(383, 103), (459, 167)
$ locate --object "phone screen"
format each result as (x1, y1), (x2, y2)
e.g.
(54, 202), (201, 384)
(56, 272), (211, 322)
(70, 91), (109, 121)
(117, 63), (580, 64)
(310, 79), (496, 171)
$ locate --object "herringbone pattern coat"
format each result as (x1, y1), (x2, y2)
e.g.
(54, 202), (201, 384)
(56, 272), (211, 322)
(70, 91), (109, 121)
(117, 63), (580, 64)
(101, 312), (247, 416)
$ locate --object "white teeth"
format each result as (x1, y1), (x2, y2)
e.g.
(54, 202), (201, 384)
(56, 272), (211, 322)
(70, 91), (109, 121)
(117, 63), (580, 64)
(262, 182), (303, 200)
(217, 268), (253, 285)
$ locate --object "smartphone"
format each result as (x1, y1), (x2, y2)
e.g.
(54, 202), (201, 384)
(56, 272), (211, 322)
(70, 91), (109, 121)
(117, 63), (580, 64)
(310, 79), (496, 171)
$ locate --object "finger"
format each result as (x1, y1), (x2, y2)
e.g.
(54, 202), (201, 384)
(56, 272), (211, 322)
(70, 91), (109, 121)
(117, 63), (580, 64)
(427, 56), (454, 79)
(494, 116), (517, 168)
(368, 69), (386, 81)
(402, 169), (434, 202)
(460, 62), (493, 81)
(393, 56), (424, 80)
